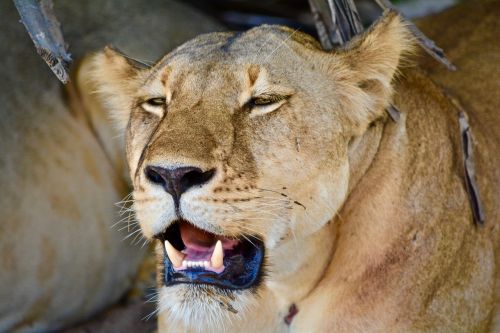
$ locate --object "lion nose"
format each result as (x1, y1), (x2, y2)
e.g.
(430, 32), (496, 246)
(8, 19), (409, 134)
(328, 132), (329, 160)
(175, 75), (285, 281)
(144, 166), (215, 205)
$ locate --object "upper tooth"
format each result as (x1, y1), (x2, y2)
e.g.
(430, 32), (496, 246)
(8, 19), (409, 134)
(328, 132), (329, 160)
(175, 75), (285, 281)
(164, 240), (185, 268)
(210, 240), (224, 269)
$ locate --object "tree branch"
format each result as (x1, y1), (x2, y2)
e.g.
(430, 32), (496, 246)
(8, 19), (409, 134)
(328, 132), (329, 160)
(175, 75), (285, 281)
(14, 0), (72, 83)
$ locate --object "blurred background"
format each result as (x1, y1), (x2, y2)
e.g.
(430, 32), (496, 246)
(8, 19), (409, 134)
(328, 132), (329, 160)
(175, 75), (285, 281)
(185, 0), (459, 33)
(0, 0), (462, 332)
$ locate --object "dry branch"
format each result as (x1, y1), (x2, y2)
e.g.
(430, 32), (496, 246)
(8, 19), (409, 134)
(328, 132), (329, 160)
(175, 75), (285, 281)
(308, 0), (456, 122)
(308, 0), (363, 49)
(14, 0), (72, 83)
(308, 0), (456, 70)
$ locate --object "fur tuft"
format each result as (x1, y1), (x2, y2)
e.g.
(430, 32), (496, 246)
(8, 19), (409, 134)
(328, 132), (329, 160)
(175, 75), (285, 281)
(329, 10), (416, 134)
(85, 47), (147, 133)
(158, 285), (258, 333)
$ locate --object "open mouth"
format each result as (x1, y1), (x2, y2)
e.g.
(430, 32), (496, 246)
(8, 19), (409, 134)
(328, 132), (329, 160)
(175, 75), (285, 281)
(157, 220), (265, 290)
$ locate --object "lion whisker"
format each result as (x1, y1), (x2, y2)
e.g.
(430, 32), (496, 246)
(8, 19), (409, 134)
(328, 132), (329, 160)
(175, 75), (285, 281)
(115, 198), (135, 205)
(115, 192), (133, 204)
(110, 212), (136, 229)
(146, 293), (159, 303)
(245, 203), (291, 210)
(254, 187), (305, 208)
(123, 228), (143, 241)
(143, 306), (160, 322)
(140, 238), (150, 248)
(263, 28), (300, 63)
(132, 230), (148, 245)
(252, 31), (276, 63)
(117, 221), (140, 232)
(118, 207), (135, 215)
(239, 233), (259, 249)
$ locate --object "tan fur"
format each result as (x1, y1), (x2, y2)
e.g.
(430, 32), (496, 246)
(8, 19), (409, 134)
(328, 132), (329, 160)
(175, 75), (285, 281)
(88, 5), (500, 333)
(0, 1), (221, 331)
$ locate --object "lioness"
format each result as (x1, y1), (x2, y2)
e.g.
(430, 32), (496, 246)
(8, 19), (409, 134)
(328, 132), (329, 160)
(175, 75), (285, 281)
(88, 4), (500, 332)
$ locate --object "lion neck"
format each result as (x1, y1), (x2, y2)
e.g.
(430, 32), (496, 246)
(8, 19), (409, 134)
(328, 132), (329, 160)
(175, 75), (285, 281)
(258, 118), (388, 322)
(347, 117), (388, 193)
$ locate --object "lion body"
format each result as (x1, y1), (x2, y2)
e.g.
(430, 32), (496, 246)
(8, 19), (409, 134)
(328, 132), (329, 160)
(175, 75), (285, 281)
(0, 1), (220, 331)
(293, 68), (500, 332)
(88, 2), (499, 332)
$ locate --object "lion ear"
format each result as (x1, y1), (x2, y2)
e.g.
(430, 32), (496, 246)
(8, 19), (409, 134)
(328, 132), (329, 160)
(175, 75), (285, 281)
(86, 46), (146, 132)
(334, 10), (414, 129)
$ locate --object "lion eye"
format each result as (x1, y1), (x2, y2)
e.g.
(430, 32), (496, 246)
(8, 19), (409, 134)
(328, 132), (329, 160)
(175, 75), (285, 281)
(247, 94), (288, 118)
(250, 95), (284, 107)
(141, 97), (166, 117)
(146, 97), (166, 106)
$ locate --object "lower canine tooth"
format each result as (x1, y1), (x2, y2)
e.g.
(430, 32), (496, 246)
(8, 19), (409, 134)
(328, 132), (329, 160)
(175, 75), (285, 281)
(210, 240), (224, 269)
(164, 240), (185, 268)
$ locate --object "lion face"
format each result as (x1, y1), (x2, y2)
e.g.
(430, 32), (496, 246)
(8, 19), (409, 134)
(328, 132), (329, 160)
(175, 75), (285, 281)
(91, 13), (411, 330)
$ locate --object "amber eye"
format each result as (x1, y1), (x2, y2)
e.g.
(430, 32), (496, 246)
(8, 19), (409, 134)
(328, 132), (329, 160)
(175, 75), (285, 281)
(141, 97), (166, 116)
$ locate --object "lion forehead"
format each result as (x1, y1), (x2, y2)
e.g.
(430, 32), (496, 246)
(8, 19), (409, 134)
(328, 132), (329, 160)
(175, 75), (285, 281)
(152, 25), (321, 71)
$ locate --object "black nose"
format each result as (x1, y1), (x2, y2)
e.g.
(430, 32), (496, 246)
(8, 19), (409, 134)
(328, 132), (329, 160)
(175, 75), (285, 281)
(144, 166), (215, 205)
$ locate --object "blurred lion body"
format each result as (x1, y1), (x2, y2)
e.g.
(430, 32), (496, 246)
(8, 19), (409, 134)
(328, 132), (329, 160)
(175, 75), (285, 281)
(87, 1), (499, 332)
(0, 1), (220, 332)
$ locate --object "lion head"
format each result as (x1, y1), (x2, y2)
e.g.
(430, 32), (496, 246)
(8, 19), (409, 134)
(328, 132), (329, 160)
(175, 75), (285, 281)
(89, 11), (413, 331)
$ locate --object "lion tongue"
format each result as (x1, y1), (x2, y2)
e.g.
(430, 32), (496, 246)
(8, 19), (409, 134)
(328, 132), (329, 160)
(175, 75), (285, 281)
(179, 222), (239, 255)
(179, 222), (215, 251)
(169, 222), (241, 273)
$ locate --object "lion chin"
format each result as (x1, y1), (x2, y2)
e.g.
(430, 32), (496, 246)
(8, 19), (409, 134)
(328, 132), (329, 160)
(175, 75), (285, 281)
(157, 284), (258, 332)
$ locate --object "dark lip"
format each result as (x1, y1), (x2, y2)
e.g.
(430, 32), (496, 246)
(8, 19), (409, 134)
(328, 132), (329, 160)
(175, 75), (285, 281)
(158, 220), (265, 290)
